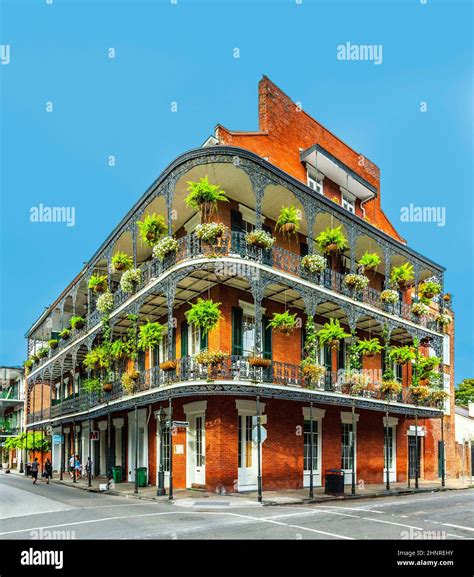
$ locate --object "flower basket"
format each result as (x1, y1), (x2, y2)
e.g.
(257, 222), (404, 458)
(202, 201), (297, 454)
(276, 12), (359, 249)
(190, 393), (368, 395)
(245, 229), (275, 250)
(159, 360), (177, 372)
(281, 222), (296, 234)
(380, 380), (402, 396)
(436, 313), (452, 327)
(418, 378), (430, 387)
(412, 302), (429, 317)
(442, 294), (451, 302)
(195, 223), (227, 245)
(114, 262), (126, 271)
(344, 274), (369, 292)
(195, 350), (227, 366)
(300, 254), (326, 274)
(301, 363), (326, 383)
(380, 290), (399, 304)
(328, 339), (340, 350)
(60, 329), (70, 341)
(152, 236), (179, 261)
(48, 340), (58, 350)
(325, 243), (339, 253)
(430, 390), (449, 404)
(410, 385), (430, 402)
(249, 357), (271, 368)
(102, 383), (113, 393)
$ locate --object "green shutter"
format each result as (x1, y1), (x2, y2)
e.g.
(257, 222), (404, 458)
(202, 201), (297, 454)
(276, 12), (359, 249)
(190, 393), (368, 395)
(263, 315), (272, 360)
(181, 322), (188, 357)
(231, 209), (244, 233)
(172, 328), (177, 358)
(337, 340), (345, 370)
(200, 329), (208, 351)
(324, 346), (332, 371)
(232, 307), (243, 356)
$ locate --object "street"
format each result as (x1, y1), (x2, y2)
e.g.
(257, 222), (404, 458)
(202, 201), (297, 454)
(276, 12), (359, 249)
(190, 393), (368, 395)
(0, 472), (473, 541)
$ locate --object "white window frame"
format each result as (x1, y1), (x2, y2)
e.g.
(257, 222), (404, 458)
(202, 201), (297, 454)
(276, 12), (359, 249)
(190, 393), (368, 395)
(341, 192), (355, 214)
(307, 173), (324, 195)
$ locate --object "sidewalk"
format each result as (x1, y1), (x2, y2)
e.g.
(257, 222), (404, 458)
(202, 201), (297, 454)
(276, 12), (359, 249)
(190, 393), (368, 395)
(8, 468), (472, 506)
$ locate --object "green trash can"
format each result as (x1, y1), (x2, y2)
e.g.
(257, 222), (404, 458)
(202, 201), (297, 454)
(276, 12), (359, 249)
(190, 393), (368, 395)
(111, 466), (122, 483)
(136, 467), (147, 487)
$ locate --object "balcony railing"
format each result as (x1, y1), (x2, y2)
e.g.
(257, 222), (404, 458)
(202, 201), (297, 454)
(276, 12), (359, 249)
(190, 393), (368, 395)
(30, 230), (442, 372)
(27, 355), (443, 423)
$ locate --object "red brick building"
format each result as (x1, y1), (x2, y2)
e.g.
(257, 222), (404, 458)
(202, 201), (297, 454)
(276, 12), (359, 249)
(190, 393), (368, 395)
(25, 77), (455, 493)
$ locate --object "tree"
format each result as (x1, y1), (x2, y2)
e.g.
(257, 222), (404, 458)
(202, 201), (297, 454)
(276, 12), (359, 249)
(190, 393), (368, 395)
(455, 379), (474, 406)
(4, 432), (50, 452)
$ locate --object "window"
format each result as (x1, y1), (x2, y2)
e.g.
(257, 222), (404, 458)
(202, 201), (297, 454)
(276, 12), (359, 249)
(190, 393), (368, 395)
(384, 427), (394, 469)
(189, 324), (200, 356)
(196, 416), (204, 467)
(238, 415), (253, 468)
(242, 314), (256, 356)
(307, 175), (323, 195)
(303, 420), (319, 471)
(341, 423), (355, 470)
(342, 193), (355, 214)
(162, 423), (170, 472)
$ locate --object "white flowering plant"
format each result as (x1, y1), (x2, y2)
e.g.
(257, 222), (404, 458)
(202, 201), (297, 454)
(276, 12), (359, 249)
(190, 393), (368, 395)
(195, 222), (227, 244)
(301, 254), (326, 274)
(96, 291), (114, 314)
(344, 273), (369, 292)
(120, 268), (142, 293)
(435, 312), (452, 326)
(412, 301), (429, 316)
(245, 229), (276, 250)
(153, 236), (179, 261)
(380, 290), (399, 304)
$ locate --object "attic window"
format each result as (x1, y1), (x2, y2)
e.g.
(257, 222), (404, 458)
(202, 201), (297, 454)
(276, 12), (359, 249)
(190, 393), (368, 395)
(307, 169), (323, 195)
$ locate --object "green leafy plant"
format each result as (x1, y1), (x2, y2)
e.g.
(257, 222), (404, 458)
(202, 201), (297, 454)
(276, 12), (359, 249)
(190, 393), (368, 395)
(152, 236), (179, 261)
(380, 380), (402, 396)
(195, 349), (227, 366)
(380, 289), (399, 304)
(111, 251), (133, 273)
(121, 370), (139, 395)
(185, 176), (228, 220)
(435, 313), (452, 327)
(275, 205), (301, 236)
(301, 254), (326, 274)
(390, 262), (414, 288)
(120, 268), (142, 293)
(389, 345), (416, 365)
(315, 226), (348, 253)
(358, 252), (381, 271)
(137, 213), (167, 247)
(82, 378), (102, 394)
(70, 316), (85, 330)
(185, 298), (222, 335)
(356, 338), (382, 357)
(24, 359), (34, 370)
(418, 280), (441, 299)
(37, 347), (48, 359)
(138, 321), (165, 351)
(412, 302), (429, 316)
(267, 311), (298, 335)
(344, 273), (369, 292)
(195, 222), (227, 243)
(316, 318), (351, 349)
(88, 274), (108, 293)
(245, 229), (276, 250)
(300, 357), (326, 384)
(110, 339), (129, 362)
(48, 339), (58, 350)
(4, 432), (50, 452)
(84, 346), (110, 371)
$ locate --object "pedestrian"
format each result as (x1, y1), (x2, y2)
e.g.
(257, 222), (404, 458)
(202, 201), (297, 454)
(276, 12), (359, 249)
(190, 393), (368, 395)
(69, 454), (75, 479)
(31, 457), (39, 484)
(85, 456), (93, 479)
(75, 454), (82, 479)
(43, 458), (53, 484)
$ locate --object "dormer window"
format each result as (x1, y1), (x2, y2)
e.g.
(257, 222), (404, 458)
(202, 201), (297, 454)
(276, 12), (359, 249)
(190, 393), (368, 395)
(341, 191), (355, 214)
(307, 169), (323, 195)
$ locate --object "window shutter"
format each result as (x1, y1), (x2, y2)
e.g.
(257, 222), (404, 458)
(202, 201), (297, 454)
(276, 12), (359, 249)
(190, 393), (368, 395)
(301, 323), (307, 358)
(138, 350), (146, 372)
(263, 315), (272, 360)
(231, 209), (244, 233)
(337, 340), (346, 370)
(172, 328), (176, 358)
(324, 346), (332, 371)
(153, 346), (159, 367)
(232, 307), (243, 356)
(181, 322), (188, 357)
(199, 329), (208, 351)
(300, 243), (309, 257)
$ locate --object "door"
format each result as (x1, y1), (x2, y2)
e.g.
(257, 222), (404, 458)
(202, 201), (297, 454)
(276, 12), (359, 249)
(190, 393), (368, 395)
(341, 422), (356, 485)
(187, 413), (206, 486)
(383, 426), (396, 483)
(408, 436), (421, 479)
(238, 414), (258, 490)
(303, 419), (321, 487)
(127, 410), (148, 482)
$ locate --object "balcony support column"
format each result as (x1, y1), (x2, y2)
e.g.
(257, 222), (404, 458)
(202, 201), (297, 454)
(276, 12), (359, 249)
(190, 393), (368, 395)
(166, 179), (175, 237)
(246, 169), (269, 231)
(413, 262), (422, 300)
(383, 246), (392, 290)
(166, 280), (177, 361)
(348, 226), (358, 274)
(300, 199), (317, 254)
(250, 280), (264, 356)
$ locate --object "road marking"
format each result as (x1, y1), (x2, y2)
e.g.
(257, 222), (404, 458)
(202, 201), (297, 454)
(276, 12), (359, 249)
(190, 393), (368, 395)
(442, 523), (474, 533)
(446, 533), (471, 540)
(362, 517), (424, 530)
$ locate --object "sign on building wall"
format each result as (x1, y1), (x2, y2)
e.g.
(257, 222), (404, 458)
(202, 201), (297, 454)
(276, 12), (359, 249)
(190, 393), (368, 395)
(90, 431), (99, 441)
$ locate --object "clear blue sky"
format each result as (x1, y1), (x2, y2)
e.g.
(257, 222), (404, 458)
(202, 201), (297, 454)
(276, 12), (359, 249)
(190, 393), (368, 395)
(1, 0), (472, 383)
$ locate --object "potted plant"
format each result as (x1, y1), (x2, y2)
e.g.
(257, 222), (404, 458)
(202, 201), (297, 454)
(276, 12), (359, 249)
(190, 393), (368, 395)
(195, 222), (227, 244)
(30, 354), (39, 363)
(245, 229), (276, 250)
(275, 205), (301, 236)
(380, 289), (399, 304)
(344, 273), (369, 293)
(137, 213), (167, 247)
(380, 380), (402, 397)
(316, 318), (351, 350)
(267, 311), (298, 335)
(48, 339), (58, 350)
(418, 280), (441, 300)
(82, 378), (102, 394)
(356, 338), (382, 357)
(185, 176), (228, 221)
(121, 371), (137, 395)
(59, 328), (70, 341)
(111, 251), (133, 273)
(300, 357), (325, 384)
(24, 359), (34, 370)
(120, 268), (142, 293)
(110, 339), (129, 362)
(412, 301), (429, 317)
(88, 274), (108, 293)
(389, 345), (416, 365)
(430, 388), (449, 405)
(195, 349), (227, 366)
(185, 298), (222, 335)
(248, 355), (272, 368)
(153, 236), (179, 261)
(138, 321), (165, 351)
(70, 316), (85, 330)
(102, 382), (114, 393)
(442, 293), (452, 303)
(84, 346), (109, 371)
(358, 252), (381, 274)
(315, 226), (348, 254)
(159, 360), (177, 371)
(96, 291), (115, 315)
(342, 370), (370, 395)
(435, 312), (452, 327)
(410, 384), (430, 403)
(390, 262), (414, 289)
(300, 254), (326, 274)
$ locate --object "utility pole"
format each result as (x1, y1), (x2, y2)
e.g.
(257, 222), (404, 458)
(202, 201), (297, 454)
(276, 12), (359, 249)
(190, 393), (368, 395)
(256, 395), (262, 503)
(309, 402), (314, 500)
(385, 405), (390, 491)
(168, 397), (173, 501)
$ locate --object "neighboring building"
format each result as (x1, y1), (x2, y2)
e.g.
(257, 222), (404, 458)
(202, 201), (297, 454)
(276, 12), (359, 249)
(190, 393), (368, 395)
(25, 77), (455, 491)
(454, 403), (474, 481)
(0, 366), (25, 469)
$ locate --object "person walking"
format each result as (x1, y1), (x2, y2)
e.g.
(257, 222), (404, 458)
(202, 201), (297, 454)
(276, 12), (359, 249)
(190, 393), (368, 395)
(69, 454), (75, 479)
(31, 458), (39, 484)
(43, 458), (53, 484)
(74, 455), (82, 479)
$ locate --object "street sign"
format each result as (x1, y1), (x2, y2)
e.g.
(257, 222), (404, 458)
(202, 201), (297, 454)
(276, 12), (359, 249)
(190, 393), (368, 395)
(172, 421), (189, 428)
(52, 434), (63, 444)
(252, 425), (267, 444)
(252, 415), (267, 426)
(90, 431), (99, 441)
